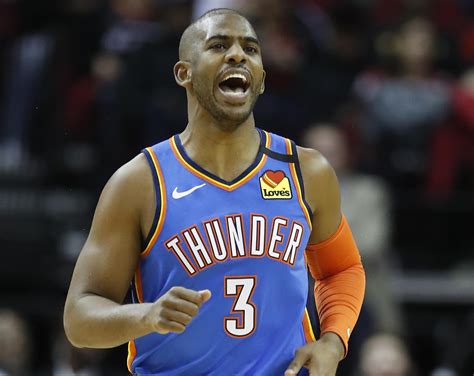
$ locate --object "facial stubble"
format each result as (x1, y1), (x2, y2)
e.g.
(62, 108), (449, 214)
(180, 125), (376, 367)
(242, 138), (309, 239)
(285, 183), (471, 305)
(192, 73), (262, 131)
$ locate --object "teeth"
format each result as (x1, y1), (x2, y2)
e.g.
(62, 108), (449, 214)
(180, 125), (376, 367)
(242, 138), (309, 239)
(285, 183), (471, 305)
(222, 73), (247, 83)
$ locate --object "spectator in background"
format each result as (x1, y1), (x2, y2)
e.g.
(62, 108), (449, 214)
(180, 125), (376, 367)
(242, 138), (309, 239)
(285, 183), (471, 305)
(426, 67), (474, 197)
(62, 0), (192, 183)
(358, 333), (416, 376)
(0, 26), (55, 173)
(301, 2), (370, 124)
(0, 309), (32, 376)
(98, 0), (192, 169)
(92, 0), (163, 175)
(303, 124), (403, 335)
(250, 0), (314, 139)
(0, 0), (104, 175)
(354, 17), (450, 189)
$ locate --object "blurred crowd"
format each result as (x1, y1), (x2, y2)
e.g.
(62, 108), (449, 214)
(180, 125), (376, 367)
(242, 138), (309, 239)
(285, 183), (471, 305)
(1, 0), (474, 375)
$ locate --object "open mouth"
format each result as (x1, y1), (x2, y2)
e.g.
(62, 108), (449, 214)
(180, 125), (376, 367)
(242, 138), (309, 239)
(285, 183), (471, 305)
(218, 73), (250, 98)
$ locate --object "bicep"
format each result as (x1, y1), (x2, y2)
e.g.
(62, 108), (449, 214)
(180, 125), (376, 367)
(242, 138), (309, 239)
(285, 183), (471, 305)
(310, 164), (342, 244)
(298, 147), (342, 244)
(67, 164), (145, 305)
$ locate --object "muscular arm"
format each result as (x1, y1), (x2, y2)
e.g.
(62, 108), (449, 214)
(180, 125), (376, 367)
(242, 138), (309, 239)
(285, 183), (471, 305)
(64, 154), (211, 349)
(298, 147), (346, 357)
(286, 147), (365, 375)
(298, 147), (342, 244)
(63, 154), (155, 348)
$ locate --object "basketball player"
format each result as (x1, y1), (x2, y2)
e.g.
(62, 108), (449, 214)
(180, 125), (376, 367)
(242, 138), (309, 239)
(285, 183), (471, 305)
(64, 8), (365, 376)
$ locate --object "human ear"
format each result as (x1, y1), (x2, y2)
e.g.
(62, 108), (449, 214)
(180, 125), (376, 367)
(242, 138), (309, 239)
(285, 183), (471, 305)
(174, 61), (192, 87)
(259, 70), (266, 94)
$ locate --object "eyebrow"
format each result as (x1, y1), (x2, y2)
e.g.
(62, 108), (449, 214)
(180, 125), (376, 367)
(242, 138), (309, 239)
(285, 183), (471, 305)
(206, 35), (260, 45)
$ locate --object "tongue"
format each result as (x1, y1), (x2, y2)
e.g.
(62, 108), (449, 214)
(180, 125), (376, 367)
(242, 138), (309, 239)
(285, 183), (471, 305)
(221, 85), (245, 94)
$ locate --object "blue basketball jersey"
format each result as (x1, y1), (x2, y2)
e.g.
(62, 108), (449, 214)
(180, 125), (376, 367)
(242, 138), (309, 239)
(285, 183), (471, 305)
(127, 129), (315, 375)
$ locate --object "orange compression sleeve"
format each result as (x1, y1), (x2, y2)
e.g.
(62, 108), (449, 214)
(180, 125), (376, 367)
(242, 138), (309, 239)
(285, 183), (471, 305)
(305, 215), (366, 357)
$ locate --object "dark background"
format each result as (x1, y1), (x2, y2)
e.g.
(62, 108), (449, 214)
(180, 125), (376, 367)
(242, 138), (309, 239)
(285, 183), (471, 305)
(0, 0), (473, 375)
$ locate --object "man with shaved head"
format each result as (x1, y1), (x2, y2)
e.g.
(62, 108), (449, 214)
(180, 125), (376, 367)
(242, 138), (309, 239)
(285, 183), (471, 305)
(64, 9), (365, 375)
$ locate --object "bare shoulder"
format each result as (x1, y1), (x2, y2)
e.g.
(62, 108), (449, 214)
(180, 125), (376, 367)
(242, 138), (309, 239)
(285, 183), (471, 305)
(296, 146), (334, 179)
(295, 145), (340, 214)
(103, 154), (152, 204)
(107, 153), (150, 191)
(96, 153), (155, 237)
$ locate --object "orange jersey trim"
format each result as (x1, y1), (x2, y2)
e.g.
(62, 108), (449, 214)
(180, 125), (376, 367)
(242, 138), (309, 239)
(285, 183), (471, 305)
(141, 147), (167, 257)
(169, 131), (271, 192)
(302, 308), (316, 342)
(127, 340), (137, 373)
(285, 138), (312, 229)
(134, 263), (144, 303)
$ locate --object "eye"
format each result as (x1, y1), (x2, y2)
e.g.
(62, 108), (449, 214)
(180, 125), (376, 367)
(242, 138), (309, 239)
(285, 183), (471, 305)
(245, 46), (259, 54)
(210, 43), (226, 51)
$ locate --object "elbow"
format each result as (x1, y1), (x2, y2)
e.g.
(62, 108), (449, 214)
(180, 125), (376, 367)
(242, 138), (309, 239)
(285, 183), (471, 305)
(63, 303), (86, 348)
(63, 324), (84, 349)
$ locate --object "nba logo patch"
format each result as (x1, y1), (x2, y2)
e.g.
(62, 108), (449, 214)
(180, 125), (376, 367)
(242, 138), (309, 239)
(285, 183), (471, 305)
(259, 170), (292, 200)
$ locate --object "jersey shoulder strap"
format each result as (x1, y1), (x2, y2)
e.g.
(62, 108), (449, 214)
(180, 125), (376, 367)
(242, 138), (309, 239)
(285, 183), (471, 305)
(140, 138), (170, 252)
(260, 130), (313, 224)
(259, 130), (297, 163)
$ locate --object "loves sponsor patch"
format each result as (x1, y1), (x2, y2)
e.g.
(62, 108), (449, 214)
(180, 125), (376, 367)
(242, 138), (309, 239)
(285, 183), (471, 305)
(259, 170), (292, 200)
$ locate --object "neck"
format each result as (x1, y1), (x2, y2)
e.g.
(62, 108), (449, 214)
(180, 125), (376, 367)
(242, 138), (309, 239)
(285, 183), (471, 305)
(179, 114), (260, 182)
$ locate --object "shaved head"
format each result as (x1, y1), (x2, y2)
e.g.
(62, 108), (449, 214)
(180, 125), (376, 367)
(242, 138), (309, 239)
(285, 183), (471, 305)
(174, 7), (265, 129)
(178, 8), (252, 61)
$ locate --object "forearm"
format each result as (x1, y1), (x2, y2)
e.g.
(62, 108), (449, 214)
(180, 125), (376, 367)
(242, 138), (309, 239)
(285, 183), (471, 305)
(64, 294), (152, 349)
(305, 215), (366, 356)
(314, 263), (365, 355)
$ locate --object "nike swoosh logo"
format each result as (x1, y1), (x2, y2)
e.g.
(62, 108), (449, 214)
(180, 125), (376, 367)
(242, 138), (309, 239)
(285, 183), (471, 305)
(172, 183), (206, 199)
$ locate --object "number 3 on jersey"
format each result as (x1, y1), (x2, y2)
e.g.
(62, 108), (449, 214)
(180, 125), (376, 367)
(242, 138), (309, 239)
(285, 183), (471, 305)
(224, 276), (257, 337)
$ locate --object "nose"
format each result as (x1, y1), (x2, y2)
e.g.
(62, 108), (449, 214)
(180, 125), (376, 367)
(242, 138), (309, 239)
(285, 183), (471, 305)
(225, 43), (246, 64)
